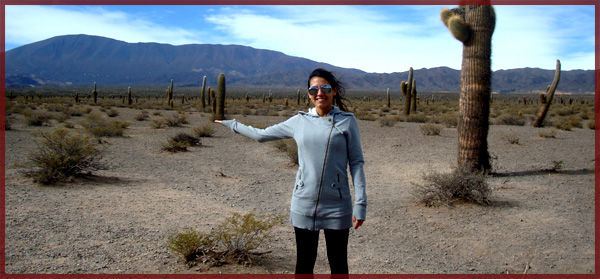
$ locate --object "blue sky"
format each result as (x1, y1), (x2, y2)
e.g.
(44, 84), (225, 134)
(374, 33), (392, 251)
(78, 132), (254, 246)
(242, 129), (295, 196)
(4, 5), (595, 73)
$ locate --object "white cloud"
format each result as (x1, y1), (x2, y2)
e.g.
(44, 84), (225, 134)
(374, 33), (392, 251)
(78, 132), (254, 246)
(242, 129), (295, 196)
(5, 5), (594, 73)
(204, 5), (461, 73)
(5, 5), (203, 48)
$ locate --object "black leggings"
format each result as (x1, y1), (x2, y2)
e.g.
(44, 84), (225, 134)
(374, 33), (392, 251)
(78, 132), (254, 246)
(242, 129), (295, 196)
(294, 227), (350, 275)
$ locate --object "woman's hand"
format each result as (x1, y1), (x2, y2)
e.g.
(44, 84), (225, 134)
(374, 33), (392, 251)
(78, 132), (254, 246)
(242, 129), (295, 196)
(353, 216), (364, 230)
(214, 120), (222, 124)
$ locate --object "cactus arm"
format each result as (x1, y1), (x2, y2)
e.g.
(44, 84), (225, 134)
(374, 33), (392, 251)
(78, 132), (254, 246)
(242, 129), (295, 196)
(533, 59), (561, 127)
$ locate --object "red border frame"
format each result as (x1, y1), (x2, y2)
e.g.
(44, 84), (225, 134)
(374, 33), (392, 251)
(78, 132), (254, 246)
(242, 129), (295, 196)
(1, 1), (598, 278)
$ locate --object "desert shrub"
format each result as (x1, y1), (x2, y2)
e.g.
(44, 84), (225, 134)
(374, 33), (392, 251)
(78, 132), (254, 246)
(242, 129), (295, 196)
(164, 113), (188, 127)
(494, 113), (526, 126)
(172, 132), (202, 147)
(21, 129), (106, 185)
(433, 113), (458, 128)
(378, 116), (399, 127)
(134, 111), (149, 121)
(501, 132), (520, 144)
(62, 122), (75, 129)
(5, 116), (14, 130)
(552, 115), (582, 131)
(273, 138), (298, 165)
(167, 211), (283, 268)
(192, 124), (215, 137)
(166, 228), (215, 263)
(25, 111), (52, 126)
(413, 167), (491, 207)
(538, 129), (558, 138)
(149, 119), (166, 129)
(587, 121), (595, 130)
(406, 113), (429, 123)
(80, 113), (128, 137)
(419, 123), (442, 136)
(106, 109), (119, 117)
(161, 133), (201, 153)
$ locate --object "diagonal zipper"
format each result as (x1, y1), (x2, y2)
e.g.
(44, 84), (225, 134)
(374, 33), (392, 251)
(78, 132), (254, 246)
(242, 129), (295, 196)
(312, 119), (335, 230)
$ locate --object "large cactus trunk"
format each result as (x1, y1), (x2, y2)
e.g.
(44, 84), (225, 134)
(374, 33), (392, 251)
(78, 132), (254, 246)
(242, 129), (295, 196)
(443, 5), (495, 172)
(215, 73), (226, 121)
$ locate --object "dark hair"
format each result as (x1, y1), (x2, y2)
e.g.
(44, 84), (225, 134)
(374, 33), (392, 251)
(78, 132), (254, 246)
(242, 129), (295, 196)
(307, 68), (350, 112)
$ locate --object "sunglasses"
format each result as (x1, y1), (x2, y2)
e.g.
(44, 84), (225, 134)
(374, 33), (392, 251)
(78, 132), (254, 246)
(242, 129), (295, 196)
(307, 84), (333, 95)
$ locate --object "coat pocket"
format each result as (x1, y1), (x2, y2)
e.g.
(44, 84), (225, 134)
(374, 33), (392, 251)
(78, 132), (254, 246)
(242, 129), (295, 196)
(330, 173), (348, 200)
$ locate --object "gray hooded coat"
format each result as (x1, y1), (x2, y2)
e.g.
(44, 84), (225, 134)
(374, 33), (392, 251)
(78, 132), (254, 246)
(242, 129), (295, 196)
(220, 106), (367, 231)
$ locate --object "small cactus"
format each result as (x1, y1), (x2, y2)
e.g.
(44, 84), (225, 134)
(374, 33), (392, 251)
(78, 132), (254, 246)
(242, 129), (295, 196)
(92, 82), (98, 104)
(386, 88), (391, 108)
(200, 76), (207, 109)
(401, 67), (414, 116)
(128, 87), (133, 105)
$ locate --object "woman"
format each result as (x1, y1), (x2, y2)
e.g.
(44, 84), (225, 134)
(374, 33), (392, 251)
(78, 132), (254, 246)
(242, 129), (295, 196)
(215, 68), (367, 275)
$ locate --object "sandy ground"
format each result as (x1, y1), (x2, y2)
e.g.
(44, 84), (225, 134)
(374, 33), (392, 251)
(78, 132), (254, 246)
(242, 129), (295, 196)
(4, 106), (595, 275)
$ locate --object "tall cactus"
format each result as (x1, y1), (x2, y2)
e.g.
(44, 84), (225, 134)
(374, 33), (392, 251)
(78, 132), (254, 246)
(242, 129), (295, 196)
(411, 80), (418, 112)
(92, 82), (98, 104)
(401, 67), (414, 116)
(441, 5), (495, 172)
(200, 76), (207, 109)
(386, 88), (391, 108)
(215, 73), (226, 120)
(533, 60), (561, 127)
(127, 87), (133, 105)
(167, 79), (174, 108)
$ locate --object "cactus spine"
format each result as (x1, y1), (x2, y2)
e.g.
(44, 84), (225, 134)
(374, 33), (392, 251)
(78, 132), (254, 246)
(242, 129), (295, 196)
(401, 67), (414, 116)
(215, 73), (226, 120)
(534, 60), (561, 127)
(441, 5), (495, 172)
(92, 82), (98, 104)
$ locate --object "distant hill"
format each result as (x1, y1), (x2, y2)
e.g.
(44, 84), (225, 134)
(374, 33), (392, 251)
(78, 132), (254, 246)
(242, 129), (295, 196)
(5, 34), (595, 93)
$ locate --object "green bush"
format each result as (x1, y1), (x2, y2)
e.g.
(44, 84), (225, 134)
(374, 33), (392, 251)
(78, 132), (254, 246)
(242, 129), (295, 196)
(167, 211), (283, 268)
(413, 167), (491, 207)
(21, 129), (106, 185)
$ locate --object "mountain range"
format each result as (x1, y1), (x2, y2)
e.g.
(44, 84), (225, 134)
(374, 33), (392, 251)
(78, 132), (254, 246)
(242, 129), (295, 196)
(5, 34), (595, 94)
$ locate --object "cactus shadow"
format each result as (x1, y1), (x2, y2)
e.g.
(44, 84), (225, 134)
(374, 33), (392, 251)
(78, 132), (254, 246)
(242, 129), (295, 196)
(74, 174), (136, 186)
(492, 168), (594, 177)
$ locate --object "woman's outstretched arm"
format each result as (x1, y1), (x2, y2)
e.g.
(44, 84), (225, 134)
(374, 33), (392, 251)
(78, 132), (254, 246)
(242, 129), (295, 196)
(214, 116), (297, 142)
